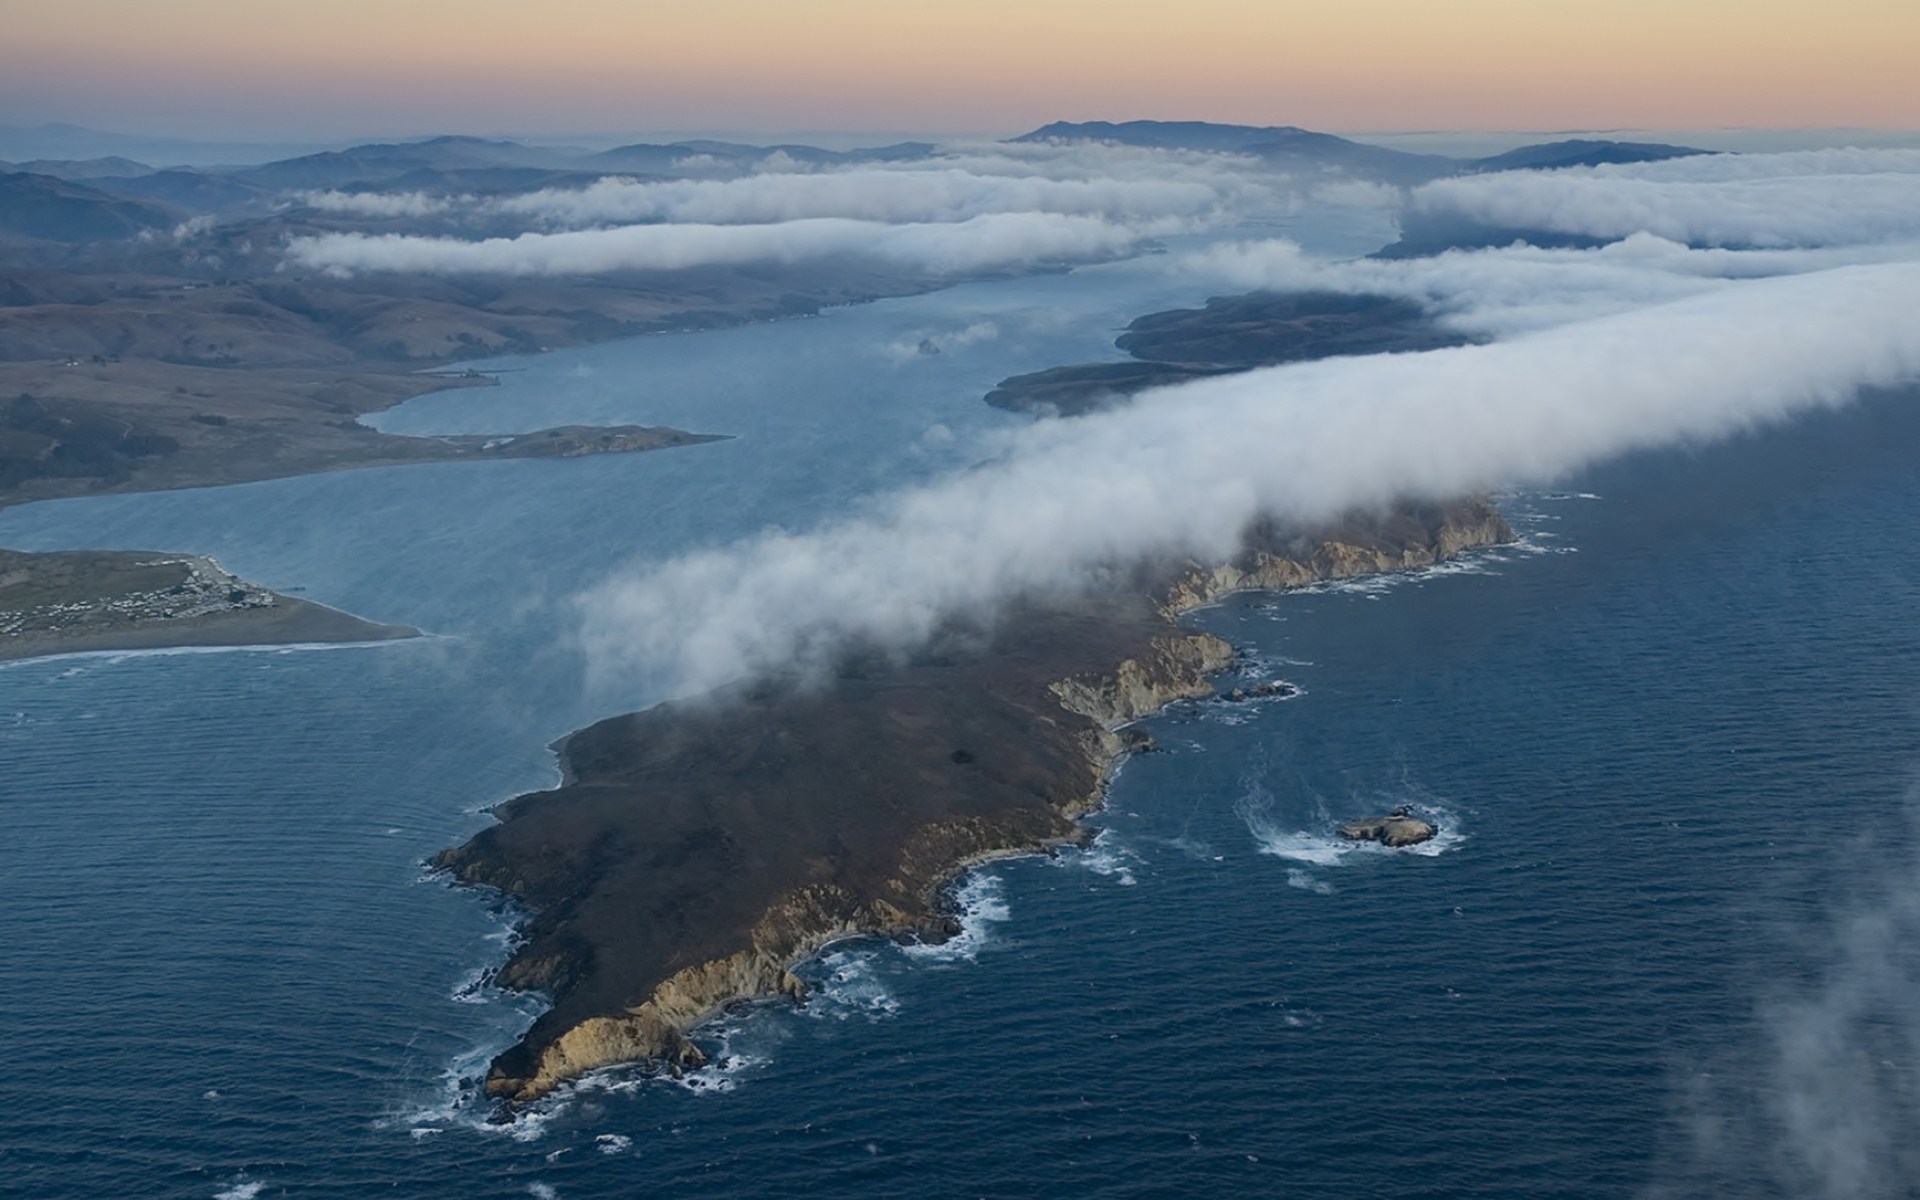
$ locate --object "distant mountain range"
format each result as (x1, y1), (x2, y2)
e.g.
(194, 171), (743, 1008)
(0, 120), (1709, 247)
(1462, 137), (1706, 173)
(1014, 120), (1458, 183)
(0, 123), (342, 168)
(1015, 120), (1706, 182)
(0, 172), (176, 243)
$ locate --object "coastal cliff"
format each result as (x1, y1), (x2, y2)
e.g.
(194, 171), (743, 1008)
(434, 496), (1514, 1104)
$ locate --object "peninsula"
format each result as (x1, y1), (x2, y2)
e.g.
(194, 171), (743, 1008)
(436, 496), (1513, 1104)
(0, 361), (723, 511)
(0, 547), (412, 660)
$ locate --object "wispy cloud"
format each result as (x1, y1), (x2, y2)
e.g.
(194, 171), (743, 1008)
(1654, 789), (1920, 1199)
(487, 167), (1229, 228)
(284, 211), (1173, 277)
(294, 189), (455, 218)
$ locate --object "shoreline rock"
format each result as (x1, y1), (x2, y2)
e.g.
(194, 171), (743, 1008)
(1337, 805), (1439, 848)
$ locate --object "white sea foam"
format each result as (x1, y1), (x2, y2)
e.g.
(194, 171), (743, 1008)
(1286, 869), (1337, 895)
(1199, 703), (1259, 726)
(1247, 825), (1356, 867)
(549, 1013), (773, 1100)
(213, 1180), (264, 1200)
(383, 1021), (552, 1142)
(1251, 808), (1468, 865)
(449, 965), (493, 1004)
(806, 947), (902, 1021)
(1295, 553), (1503, 601)
(900, 871), (1010, 963)
(0, 636), (435, 674)
(1506, 534), (1579, 558)
(527, 1184), (559, 1199)
(1237, 773), (1467, 866)
(595, 1133), (633, 1155)
(1056, 827), (1140, 885)
(667, 1025), (768, 1096)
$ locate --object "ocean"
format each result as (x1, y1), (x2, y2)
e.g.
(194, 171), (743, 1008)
(3, 208), (1917, 1198)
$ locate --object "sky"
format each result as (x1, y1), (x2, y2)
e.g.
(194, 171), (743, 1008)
(3, 0), (1917, 140)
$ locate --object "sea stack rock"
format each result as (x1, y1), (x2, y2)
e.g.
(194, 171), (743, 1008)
(1337, 805), (1437, 848)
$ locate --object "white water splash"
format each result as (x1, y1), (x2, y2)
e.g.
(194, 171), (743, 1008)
(1236, 772), (1467, 867)
(1056, 827), (1141, 886)
(901, 871), (1012, 963)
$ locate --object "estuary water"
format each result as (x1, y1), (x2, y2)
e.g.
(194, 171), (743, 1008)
(3, 210), (1918, 1198)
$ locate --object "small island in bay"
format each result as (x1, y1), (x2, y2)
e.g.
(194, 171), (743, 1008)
(0, 547), (414, 660)
(985, 291), (1470, 417)
(436, 496), (1514, 1104)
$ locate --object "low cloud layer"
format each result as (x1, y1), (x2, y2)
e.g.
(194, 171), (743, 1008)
(577, 261), (1920, 697)
(1414, 148), (1920, 248)
(285, 211), (1167, 277)
(277, 139), (1315, 278)
(488, 167), (1230, 229)
(1181, 233), (1920, 336)
(295, 189), (454, 218)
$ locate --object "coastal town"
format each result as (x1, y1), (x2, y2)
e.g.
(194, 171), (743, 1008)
(0, 549), (276, 643)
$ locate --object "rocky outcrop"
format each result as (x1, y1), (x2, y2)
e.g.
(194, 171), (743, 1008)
(1337, 806), (1438, 848)
(435, 497), (1514, 1105)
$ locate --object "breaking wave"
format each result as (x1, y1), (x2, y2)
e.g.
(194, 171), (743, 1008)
(901, 871), (1012, 963)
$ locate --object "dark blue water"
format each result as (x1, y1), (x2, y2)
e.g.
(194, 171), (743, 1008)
(4, 221), (1918, 1197)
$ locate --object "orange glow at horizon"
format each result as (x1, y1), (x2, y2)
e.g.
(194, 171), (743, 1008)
(4, 0), (1916, 136)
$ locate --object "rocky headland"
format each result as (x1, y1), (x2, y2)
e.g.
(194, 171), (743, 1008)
(0, 547), (414, 660)
(434, 496), (1514, 1105)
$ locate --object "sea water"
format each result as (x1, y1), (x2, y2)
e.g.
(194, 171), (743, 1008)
(3, 210), (1918, 1197)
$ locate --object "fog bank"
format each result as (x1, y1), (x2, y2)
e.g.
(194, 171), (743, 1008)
(1414, 149), (1920, 248)
(577, 262), (1920, 697)
(285, 211), (1170, 277)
